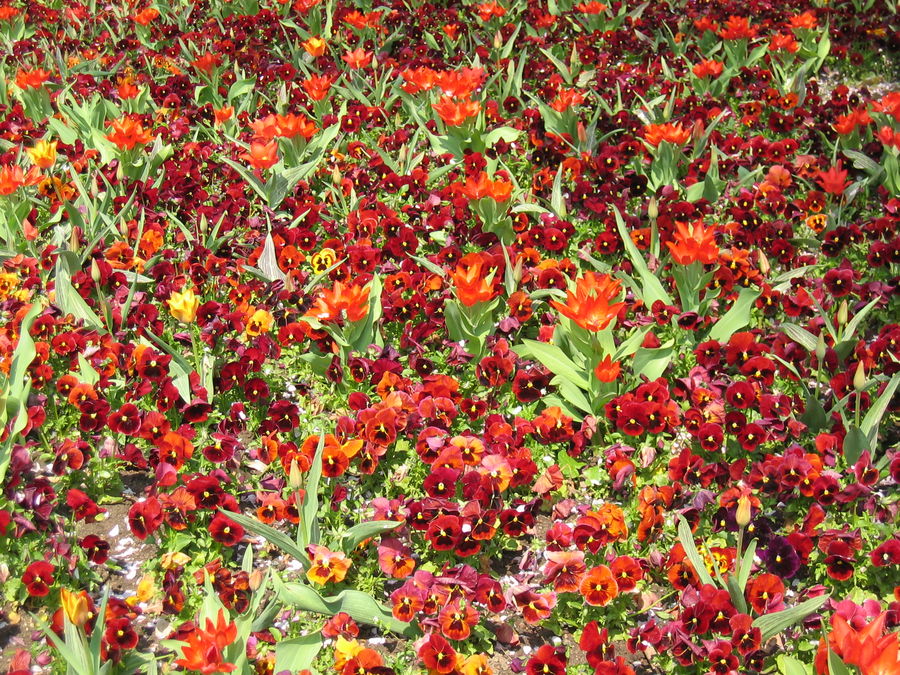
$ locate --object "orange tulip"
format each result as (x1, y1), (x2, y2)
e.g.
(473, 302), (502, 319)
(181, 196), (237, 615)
(240, 140), (279, 169)
(106, 117), (154, 150)
(643, 121), (691, 147)
(550, 272), (625, 332)
(305, 281), (371, 323)
(432, 97), (480, 126)
(449, 253), (497, 307)
(665, 220), (719, 265)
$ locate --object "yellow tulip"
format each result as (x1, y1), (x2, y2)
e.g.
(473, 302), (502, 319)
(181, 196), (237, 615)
(26, 139), (58, 169)
(60, 588), (89, 627)
(167, 287), (199, 323)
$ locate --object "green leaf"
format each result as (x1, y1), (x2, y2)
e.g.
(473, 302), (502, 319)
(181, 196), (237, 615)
(273, 575), (419, 637)
(777, 654), (810, 675)
(258, 233), (287, 283)
(842, 424), (868, 465)
(632, 341), (674, 380)
(752, 594), (829, 642)
(677, 515), (715, 587)
(513, 339), (588, 389)
(861, 374), (900, 448)
(780, 323), (819, 352)
(275, 633), (324, 673)
(301, 433), (326, 549)
(800, 391), (828, 433)
(828, 651), (852, 675)
(338, 520), (402, 554)
(611, 205), (672, 306)
(219, 509), (309, 569)
(708, 288), (759, 342)
(55, 253), (104, 330)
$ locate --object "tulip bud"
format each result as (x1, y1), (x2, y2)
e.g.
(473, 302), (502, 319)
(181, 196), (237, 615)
(493, 30), (503, 49)
(836, 300), (848, 326)
(735, 495), (752, 528)
(853, 362), (866, 392)
(757, 250), (770, 276)
(647, 197), (658, 222)
(815, 331), (827, 362)
(289, 458), (302, 490)
(90, 259), (101, 284)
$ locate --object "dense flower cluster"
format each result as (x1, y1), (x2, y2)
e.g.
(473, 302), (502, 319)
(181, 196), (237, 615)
(0, 0), (898, 673)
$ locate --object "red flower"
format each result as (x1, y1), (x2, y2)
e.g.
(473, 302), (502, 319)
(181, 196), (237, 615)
(550, 272), (625, 332)
(128, 498), (163, 540)
(816, 163), (851, 196)
(418, 633), (457, 674)
(22, 561), (54, 596)
(209, 513), (245, 547)
(513, 587), (557, 624)
(526, 645), (567, 675)
(580, 565), (619, 606)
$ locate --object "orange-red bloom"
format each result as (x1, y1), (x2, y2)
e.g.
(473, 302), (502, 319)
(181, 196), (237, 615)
(15, 68), (52, 89)
(305, 281), (371, 323)
(240, 140), (280, 169)
(449, 252), (497, 307)
(579, 565), (619, 606)
(342, 48), (373, 69)
(593, 354), (621, 382)
(174, 609), (238, 675)
(643, 121), (691, 147)
(432, 97), (480, 126)
(816, 612), (900, 675)
(459, 172), (512, 202)
(106, 117), (154, 150)
(666, 220), (719, 265)
(550, 272), (625, 332)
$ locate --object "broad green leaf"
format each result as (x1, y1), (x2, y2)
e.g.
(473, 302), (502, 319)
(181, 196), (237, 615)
(828, 651), (852, 675)
(339, 520), (402, 553)
(258, 233), (287, 283)
(632, 341), (674, 380)
(273, 575), (419, 637)
(753, 594), (829, 642)
(708, 288), (760, 342)
(219, 509), (309, 569)
(777, 654), (810, 675)
(611, 206), (672, 306)
(275, 633), (324, 674)
(677, 515), (715, 587)
(781, 323), (819, 352)
(513, 339), (588, 389)
(842, 424), (868, 465)
(301, 433), (326, 549)
(860, 374), (900, 448)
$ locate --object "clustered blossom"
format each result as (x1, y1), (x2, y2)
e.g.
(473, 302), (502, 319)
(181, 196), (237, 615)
(0, 0), (898, 673)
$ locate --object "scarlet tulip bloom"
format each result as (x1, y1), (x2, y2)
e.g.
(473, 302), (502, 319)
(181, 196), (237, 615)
(342, 48), (373, 69)
(106, 117), (154, 150)
(594, 354), (621, 382)
(550, 272), (625, 332)
(817, 612), (900, 675)
(816, 163), (851, 196)
(666, 220), (719, 265)
(643, 121), (691, 147)
(240, 140), (279, 169)
(459, 171), (512, 201)
(449, 253), (497, 307)
(174, 610), (238, 674)
(306, 281), (371, 323)
(432, 97), (480, 126)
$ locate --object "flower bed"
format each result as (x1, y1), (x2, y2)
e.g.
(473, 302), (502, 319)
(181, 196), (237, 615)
(0, 0), (898, 673)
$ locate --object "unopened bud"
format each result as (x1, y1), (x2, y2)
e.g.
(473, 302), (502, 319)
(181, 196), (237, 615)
(90, 259), (101, 284)
(836, 300), (848, 326)
(647, 197), (658, 222)
(757, 250), (770, 276)
(289, 458), (302, 490)
(736, 495), (752, 528)
(493, 30), (503, 49)
(815, 332), (827, 362)
(853, 362), (866, 392)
